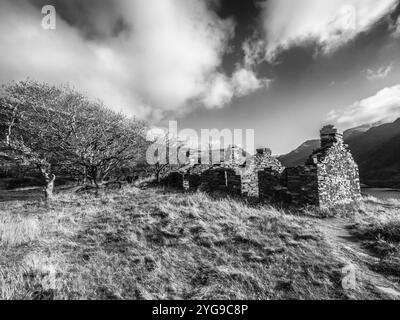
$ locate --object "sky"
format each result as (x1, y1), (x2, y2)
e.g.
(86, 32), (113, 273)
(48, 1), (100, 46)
(1, 0), (400, 154)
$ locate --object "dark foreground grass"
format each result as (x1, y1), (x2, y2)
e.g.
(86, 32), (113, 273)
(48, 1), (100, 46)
(0, 186), (368, 300)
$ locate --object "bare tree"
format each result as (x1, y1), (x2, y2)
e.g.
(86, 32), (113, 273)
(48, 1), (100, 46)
(0, 80), (148, 198)
(67, 105), (148, 187)
(148, 131), (188, 183)
(0, 82), (65, 199)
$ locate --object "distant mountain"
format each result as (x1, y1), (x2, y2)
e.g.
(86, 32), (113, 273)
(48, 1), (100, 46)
(343, 121), (384, 140)
(279, 118), (400, 188)
(277, 140), (320, 167)
(346, 118), (400, 188)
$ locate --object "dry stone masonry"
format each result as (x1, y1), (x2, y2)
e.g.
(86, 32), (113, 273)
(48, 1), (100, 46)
(200, 147), (284, 197)
(167, 125), (361, 208)
(168, 164), (209, 191)
(310, 125), (361, 207)
(259, 125), (361, 207)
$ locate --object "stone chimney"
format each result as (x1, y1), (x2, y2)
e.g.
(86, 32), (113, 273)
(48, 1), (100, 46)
(320, 125), (343, 149)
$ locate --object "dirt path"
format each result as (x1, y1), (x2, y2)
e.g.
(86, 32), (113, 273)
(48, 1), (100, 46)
(316, 217), (400, 300)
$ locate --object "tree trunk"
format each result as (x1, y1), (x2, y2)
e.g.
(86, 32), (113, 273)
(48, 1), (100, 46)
(90, 167), (101, 189)
(94, 180), (99, 189)
(44, 174), (56, 200)
(82, 166), (87, 185)
(39, 165), (56, 200)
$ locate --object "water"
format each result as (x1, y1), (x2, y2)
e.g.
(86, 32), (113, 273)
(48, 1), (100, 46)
(362, 188), (400, 201)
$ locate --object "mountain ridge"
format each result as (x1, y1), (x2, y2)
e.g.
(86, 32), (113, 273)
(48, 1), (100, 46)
(278, 118), (400, 188)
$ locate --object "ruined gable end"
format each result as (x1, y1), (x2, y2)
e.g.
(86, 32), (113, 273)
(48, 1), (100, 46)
(241, 148), (285, 198)
(314, 125), (361, 208)
(258, 125), (361, 209)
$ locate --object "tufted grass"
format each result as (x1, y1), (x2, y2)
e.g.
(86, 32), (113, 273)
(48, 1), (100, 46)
(0, 186), (396, 300)
(347, 196), (400, 277)
(0, 216), (40, 247)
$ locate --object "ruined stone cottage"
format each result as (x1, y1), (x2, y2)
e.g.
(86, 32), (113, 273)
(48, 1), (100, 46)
(201, 147), (284, 197)
(169, 145), (284, 198)
(166, 147), (231, 191)
(167, 163), (208, 191)
(259, 125), (361, 207)
(166, 125), (361, 208)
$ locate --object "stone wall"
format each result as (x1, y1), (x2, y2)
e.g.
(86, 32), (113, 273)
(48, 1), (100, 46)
(200, 148), (285, 198)
(168, 172), (185, 190)
(312, 125), (361, 207)
(168, 164), (209, 191)
(285, 166), (320, 205)
(240, 148), (285, 197)
(166, 125), (361, 208)
(258, 125), (361, 208)
(258, 168), (288, 203)
(201, 167), (242, 195)
(168, 147), (245, 193)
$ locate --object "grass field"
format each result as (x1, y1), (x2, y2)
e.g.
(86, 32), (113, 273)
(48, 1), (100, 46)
(349, 196), (400, 284)
(0, 185), (399, 300)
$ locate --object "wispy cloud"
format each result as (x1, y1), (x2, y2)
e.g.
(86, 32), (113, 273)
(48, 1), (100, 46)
(394, 17), (400, 38)
(328, 85), (400, 128)
(363, 64), (393, 81)
(250, 0), (398, 62)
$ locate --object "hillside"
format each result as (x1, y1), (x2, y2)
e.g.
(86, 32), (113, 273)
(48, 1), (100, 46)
(277, 140), (320, 167)
(279, 119), (400, 188)
(1, 186), (400, 300)
(343, 121), (385, 140)
(347, 118), (400, 188)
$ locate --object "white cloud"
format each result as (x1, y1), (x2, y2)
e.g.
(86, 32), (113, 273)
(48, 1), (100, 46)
(394, 17), (400, 38)
(364, 64), (393, 81)
(0, 0), (246, 120)
(242, 39), (266, 68)
(201, 68), (270, 108)
(260, 0), (398, 61)
(231, 68), (270, 97)
(328, 85), (400, 128)
(202, 73), (234, 109)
